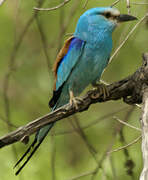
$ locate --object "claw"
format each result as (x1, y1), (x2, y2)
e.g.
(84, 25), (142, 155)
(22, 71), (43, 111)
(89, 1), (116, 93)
(69, 90), (82, 109)
(92, 83), (109, 99)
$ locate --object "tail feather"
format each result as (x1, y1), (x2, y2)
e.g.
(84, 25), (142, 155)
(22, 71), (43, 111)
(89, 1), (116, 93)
(14, 86), (67, 175)
(14, 137), (37, 169)
(15, 138), (43, 175)
(14, 123), (54, 175)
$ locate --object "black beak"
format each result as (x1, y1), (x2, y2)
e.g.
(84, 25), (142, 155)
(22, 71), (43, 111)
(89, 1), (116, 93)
(117, 14), (137, 22)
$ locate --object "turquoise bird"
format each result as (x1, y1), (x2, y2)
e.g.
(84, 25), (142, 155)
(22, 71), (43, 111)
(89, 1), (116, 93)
(14, 7), (137, 175)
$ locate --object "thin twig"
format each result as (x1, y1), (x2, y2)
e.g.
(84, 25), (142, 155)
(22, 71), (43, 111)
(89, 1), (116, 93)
(111, 0), (121, 7)
(34, 0), (71, 11)
(113, 116), (141, 131)
(107, 135), (142, 154)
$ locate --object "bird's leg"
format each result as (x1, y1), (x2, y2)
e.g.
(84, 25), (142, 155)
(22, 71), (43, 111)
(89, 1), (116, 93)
(69, 90), (78, 109)
(92, 82), (109, 99)
(69, 90), (83, 109)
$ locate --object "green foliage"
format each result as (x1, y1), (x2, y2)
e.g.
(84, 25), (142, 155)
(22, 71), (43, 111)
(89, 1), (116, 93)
(0, 0), (147, 179)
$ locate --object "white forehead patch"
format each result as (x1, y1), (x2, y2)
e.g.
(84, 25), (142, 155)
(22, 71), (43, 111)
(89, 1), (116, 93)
(112, 9), (120, 16)
(105, 9), (120, 16)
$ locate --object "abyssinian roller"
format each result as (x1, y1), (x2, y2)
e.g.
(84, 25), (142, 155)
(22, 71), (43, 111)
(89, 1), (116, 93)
(14, 7), (137, 175)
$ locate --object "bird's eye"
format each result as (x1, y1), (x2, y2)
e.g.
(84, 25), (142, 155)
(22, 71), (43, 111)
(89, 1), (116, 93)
(104, 12), (111, 18)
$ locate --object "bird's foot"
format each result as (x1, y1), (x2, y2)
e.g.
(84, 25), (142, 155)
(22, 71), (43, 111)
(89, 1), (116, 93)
(69, 91), (82, 109)
(92, 83), (109, 99)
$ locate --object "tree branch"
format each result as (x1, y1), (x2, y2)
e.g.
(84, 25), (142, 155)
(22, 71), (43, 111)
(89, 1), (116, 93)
(0, 53), (148, 149)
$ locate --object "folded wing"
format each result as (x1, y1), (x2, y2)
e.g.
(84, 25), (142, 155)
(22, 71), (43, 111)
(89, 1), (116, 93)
(49, 36), (85, 108)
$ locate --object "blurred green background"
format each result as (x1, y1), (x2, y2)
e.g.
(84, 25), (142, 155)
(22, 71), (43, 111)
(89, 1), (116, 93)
(0, 0), (148, 179)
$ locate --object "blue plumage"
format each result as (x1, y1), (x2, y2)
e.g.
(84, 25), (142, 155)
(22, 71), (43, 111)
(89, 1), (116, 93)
(14, 7), (137, 175)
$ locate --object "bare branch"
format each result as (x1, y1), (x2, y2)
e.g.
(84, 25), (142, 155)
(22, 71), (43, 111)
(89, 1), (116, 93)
(34, 0), (71, 11)
(0, 53), (148, 149)
(113, 116), (141, 132)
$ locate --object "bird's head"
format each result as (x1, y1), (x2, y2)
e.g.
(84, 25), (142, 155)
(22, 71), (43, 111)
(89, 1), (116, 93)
(74, 7), (137, 41)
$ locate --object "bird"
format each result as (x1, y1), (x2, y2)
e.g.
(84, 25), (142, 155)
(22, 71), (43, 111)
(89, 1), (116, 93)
(14, 7), (137, 175)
